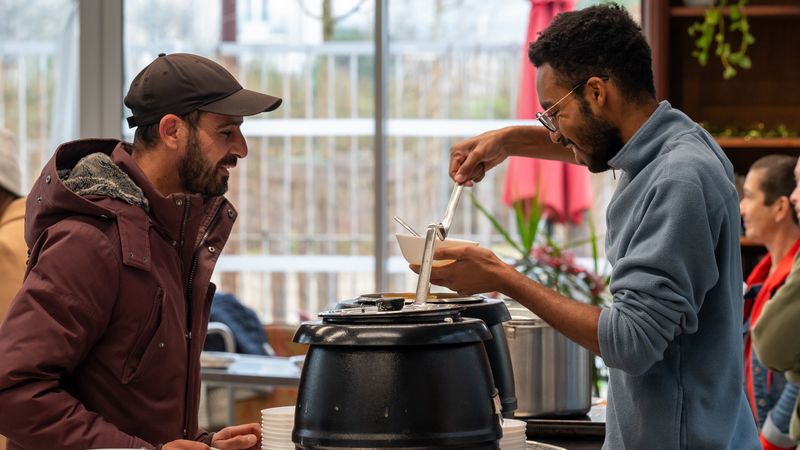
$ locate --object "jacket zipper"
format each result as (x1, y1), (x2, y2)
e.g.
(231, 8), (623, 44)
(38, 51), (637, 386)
(181, 199), (225, 438)
(178, 197), (192, 439)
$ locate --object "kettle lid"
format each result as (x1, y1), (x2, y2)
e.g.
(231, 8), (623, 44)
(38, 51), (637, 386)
(319, 302), (465, 324)
(293, 316), (492, 346)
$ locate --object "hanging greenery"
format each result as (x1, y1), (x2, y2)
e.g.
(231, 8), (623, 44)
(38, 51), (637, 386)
(687, 0), (756, 79)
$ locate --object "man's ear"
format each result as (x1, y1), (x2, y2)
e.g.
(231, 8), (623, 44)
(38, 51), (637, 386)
(776, 196), (794, 223)
(585, 76), (608, 107)
(158, 114), (183, 150)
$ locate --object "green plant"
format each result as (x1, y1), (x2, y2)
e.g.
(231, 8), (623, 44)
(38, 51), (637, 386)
(470, 192), (611, 394)
(470, 192), (609, 307)
(700, 122), (799, 139)
(687, 0), (755, 80)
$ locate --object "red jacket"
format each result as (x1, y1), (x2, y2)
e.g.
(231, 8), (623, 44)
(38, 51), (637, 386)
(0, 139), (237, 449)
(743, 238), (800, 426)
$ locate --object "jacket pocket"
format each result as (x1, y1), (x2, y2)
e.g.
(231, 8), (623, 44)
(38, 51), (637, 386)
(121, 287), (165, 384)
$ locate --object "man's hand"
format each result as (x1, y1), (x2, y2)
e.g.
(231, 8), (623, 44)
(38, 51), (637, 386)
(211, 423), (260, 450)
(163, 439), (211, 450)
(450, 129), (509, 186)
(411, 246), (517, 295)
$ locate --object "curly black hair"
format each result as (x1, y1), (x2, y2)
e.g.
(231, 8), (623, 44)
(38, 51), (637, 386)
(528, 3), (655, 103)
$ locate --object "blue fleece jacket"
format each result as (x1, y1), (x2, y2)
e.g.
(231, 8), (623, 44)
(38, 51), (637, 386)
(598, 101), (759, 449)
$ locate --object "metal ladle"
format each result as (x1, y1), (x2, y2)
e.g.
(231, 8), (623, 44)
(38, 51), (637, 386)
(414, 183), (465, 304)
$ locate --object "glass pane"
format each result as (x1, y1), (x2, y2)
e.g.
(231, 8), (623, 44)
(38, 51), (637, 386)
(387, 1), (639, 293)
(123, 0), (375, 323)
(0, 0), (79, 194)
(387, 0), (530, 292)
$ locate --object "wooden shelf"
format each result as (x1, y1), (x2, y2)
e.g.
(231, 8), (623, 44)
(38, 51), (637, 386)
(715, 137), (800, 149)
(671, 5), (800, 17)
(649, 0), (796, 272)
(740, 237), (765, 248)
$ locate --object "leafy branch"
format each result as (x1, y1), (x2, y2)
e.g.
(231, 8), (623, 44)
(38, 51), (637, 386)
(687, 0), (755, 80)
(469, 192), (609, 307)
(471, 192), (610, 394)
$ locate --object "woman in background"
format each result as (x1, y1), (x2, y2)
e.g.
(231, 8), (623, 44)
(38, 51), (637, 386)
(753, 155), (800, 449)
(740, 154), (800, 450)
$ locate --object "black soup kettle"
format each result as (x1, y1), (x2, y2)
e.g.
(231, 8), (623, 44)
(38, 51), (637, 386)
(292, 300), (503, 449)
(337, 293), (517, 418)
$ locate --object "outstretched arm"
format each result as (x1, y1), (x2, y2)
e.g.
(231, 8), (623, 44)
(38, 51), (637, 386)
(450, 126), (574, 185)
(416, 246), (601, 354)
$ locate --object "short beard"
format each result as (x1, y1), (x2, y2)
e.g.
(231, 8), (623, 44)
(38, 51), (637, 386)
(577, 99), (624, 173)
(178, 129), (230, 197)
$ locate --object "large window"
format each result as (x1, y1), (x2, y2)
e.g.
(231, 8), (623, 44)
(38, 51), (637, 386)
(385, 0), (529, 292)
(9, 1), (640, 324)
(0, 0), (79, 193)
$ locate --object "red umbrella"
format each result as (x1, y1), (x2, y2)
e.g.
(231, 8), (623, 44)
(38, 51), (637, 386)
(502, 0), (592, 225)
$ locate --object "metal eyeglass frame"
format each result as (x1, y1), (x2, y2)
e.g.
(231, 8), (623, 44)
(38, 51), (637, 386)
(535, 76), (609, 132)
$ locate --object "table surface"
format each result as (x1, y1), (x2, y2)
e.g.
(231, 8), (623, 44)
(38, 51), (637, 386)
(200, 352), (302, 390)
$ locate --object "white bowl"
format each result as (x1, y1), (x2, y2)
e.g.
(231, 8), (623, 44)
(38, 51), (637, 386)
(395, 233), (479, 267)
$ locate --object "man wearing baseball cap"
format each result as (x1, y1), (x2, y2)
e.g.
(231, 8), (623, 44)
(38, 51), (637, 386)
(0, 53), (281, 450)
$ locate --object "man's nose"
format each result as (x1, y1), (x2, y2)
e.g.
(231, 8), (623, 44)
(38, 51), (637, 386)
(231, 135), (248, 159)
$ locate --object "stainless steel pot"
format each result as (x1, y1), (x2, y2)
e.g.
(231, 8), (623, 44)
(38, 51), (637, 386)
(503, 309), (592, 418)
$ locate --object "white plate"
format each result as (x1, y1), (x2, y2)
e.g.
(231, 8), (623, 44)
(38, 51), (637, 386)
(526, 440), (567, 450)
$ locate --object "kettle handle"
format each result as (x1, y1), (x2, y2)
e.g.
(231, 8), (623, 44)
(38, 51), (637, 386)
(491, 388), (503, 425)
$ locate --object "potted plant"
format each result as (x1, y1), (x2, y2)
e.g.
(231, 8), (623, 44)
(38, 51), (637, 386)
(687, 0), (755, 79)
(471, 191), (611, 394)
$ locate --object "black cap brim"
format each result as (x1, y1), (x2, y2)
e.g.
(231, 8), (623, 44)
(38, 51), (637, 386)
(198, 88), (282, 117)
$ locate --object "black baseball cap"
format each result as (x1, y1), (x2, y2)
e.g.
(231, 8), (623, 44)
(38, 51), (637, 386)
(124, 53), (282, 128)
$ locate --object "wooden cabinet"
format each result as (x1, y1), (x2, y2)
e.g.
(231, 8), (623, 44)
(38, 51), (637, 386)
(645, 0), (800, 175)
(644, 1), (800, 273)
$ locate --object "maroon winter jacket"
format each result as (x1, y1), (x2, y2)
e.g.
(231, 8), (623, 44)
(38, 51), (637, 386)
(0, 139), (237, 449)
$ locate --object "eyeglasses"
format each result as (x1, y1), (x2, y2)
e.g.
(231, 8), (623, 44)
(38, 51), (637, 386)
(536, 76), (609, 132)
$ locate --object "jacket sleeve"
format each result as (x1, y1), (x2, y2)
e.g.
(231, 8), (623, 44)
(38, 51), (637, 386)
(194, 430), (214, 445)
(752, 252), (800, 373)
(0, 221), (154, 450)
(598, 178), (721, 375)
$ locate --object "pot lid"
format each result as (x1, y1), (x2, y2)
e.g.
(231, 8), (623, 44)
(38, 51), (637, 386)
(293, 316), (492, 346)
(355, 292), (485, 305)
(319, 302), (464, 324)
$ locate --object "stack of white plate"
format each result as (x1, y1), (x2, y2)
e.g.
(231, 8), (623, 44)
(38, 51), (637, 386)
(261, 405), (295, 450)
(525, 440), (567, 450)
(499, 418), (527, 450)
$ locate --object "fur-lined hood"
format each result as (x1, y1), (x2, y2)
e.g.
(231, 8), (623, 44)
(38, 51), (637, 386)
(58, 152), (149, 213)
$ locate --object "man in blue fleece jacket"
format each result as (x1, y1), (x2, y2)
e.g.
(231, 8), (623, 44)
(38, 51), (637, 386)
(423, 4), (760, 449)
